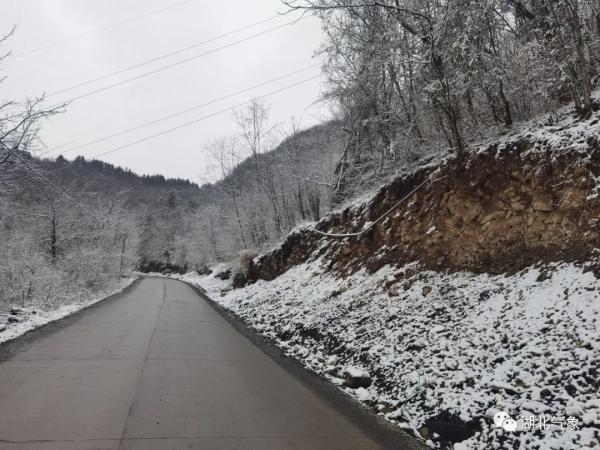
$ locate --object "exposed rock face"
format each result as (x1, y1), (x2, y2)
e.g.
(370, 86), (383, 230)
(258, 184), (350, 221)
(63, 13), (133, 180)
(248, 139), (600, 282)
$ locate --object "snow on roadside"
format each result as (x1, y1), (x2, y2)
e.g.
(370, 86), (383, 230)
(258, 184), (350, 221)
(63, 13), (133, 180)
(181, 261), (600, 449)
(163, 264), (232, 298)
(0, 277), (136, 345)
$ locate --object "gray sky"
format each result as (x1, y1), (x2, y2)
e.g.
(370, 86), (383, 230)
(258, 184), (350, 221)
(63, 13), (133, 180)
(0, 0), (327, 184)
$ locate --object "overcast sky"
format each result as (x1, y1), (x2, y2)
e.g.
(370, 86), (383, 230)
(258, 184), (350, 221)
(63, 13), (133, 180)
(0, 0), (327, 184)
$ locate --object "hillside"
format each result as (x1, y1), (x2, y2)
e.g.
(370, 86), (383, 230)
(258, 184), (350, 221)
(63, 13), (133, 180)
(180, 105), (600, 450)
(0, 119), (347, 341)
(160, 118), (347, 261)
(246, 109), (600, 282)
(0, 150), (204, 330)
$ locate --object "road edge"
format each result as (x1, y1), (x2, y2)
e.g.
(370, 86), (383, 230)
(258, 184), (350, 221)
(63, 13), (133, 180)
(0, 277), (142, 360)
(179, 279), (426, 450)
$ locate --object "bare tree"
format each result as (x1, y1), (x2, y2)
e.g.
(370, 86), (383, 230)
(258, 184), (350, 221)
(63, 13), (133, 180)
(0, 29), (62, 184)
(234, 99), (285, 234)
(209, 136), (248, 248)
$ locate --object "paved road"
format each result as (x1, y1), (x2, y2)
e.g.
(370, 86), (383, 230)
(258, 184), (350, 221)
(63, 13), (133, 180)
(0, 278), (421, 450)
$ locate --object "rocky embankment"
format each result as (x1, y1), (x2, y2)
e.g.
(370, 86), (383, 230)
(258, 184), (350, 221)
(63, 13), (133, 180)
(246, 113), (600, 283)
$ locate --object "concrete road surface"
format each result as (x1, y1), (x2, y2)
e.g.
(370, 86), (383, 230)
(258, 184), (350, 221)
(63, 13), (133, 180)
(0, 278), (423, 450)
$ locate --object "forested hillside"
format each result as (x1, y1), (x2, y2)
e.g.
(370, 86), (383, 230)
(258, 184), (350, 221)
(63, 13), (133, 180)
(195, 112), (345, 258)
(0, 150), (199, 315)
(0, 96), (345, 317)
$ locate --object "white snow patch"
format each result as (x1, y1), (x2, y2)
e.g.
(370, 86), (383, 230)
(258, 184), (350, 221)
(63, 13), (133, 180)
(0, 277), (136, 345)
(345, 366), (370, 379)
(354, 387), (372, 402)
(181, 260), (600, 450)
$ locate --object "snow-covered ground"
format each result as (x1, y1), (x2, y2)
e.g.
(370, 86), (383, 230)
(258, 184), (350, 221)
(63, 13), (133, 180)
(0, 277), (136, 345)
(179, 261), (600, 449)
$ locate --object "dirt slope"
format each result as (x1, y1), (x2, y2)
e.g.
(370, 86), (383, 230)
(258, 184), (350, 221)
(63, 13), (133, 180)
(247, 112), (600, 283)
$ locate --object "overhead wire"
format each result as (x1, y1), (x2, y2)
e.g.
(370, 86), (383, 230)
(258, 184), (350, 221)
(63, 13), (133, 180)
(309, 176), (447, 238)
(41, 64), (320, 158)
(9, 75), (322, 222)
(6, 0), (200, 60)
(90, 74), (321, 160)
(3, 7), (317, 224)
(44, 14), (283, 99)
(4, 146), (105, 221)
(44, 19), (304, 109)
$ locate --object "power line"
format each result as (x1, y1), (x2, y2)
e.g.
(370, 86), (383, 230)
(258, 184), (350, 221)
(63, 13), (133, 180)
(7, 0), (199, 60)
(46, 19), (302, 109)
(5, 147), (105, 221)
(44, 14), (282, 99)
(42, 140), (76, 156)
(90, 74), (321, 160)
(42, 64), (320, 158)
(8, 75), (321, 220)
(310, 176), (446, 238)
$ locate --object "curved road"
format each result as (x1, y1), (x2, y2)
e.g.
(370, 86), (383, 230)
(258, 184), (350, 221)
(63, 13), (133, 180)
(0, 278), (422, 450)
